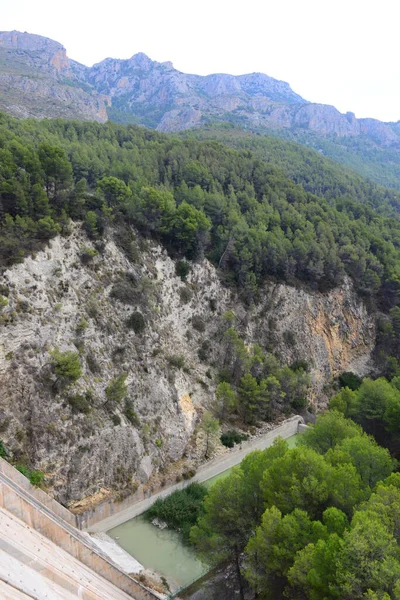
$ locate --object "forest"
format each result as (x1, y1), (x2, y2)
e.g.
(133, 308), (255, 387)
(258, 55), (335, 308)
(191, 408), (400, 600)
(2, 112), (400, 306)
(2, 112), (400, 375)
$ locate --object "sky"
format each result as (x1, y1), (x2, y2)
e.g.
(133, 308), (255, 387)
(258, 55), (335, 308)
(2, 0), (400, 122)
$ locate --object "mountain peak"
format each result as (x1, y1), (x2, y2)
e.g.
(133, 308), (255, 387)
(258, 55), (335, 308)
(128, 52), (154, 70)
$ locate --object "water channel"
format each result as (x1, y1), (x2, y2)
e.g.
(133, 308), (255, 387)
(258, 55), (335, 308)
(108, 433), (300, 587)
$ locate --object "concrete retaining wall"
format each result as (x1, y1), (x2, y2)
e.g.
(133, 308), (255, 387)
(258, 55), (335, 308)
(78, 416), (304, 531)
(0, 457), (76, 527)
(0, 459), (159, 600)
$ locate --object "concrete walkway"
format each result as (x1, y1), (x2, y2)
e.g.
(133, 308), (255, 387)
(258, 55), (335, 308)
(90, 416), (302, 533)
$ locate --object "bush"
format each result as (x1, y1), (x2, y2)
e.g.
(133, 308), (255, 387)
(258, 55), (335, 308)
(124, 401), (140, 426)
(112, 414), (121, 426)
(0, 440), (7, 458)
(50, 349), (82, 385)
(175, 260), (191, 281)
(220, 430), (249, 448)
(291, 397), (308, 411)
(105, 373), (128, 404)
(198, 339), (211, 362)
(110, 280), (136, 304)
(179, 287), (193, 304)
(68, 392), (92, 414)
(339, 371), (362, 391)
(16, 464), (45, 487)
(167, 355), (185, 369)
(86, 350), (101, 373)
(192, 315), (206, 332)
(283, 330), (296, 347)
(146, 483), (207, 543)
(290, 360), (310, 372)
(126, 311), (146, 334)
(76, 317), (88, 335)
(79, 246), (98, 265)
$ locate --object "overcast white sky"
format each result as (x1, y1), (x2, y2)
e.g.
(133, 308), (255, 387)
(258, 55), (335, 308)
(3, 0), (400, 122)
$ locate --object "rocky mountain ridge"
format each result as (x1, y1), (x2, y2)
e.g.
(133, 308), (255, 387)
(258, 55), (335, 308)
(0, 30), (108, 122)
(0, 223), (375, 505)
(1, 30), (399, 150)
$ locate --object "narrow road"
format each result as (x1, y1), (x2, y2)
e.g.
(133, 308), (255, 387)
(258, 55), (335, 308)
(89, 416), (302, 533)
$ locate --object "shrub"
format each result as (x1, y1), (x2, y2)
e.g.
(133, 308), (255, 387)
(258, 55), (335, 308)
(105, 373), (128, 404)
(86, 350), (101, 373)
(110, 280), (136, 304)
(290, 360), (310, 372)
(220, 430), (249, 448)
(283, 330), (296, 347)
(126, 311), (146, 334)
(192, 315), (206, 332)
(0, 295), (8, 310)
(167, 355), (185, 369)
(68, 392), (91, 414)
(146, 483), (207, 543)
(339, 371), (362, 391)
(76, 317), (88, 335)
(0, 440), (7, 458)
(16, 465), (45, 487)
(112, 414), (121, 426)
(198, 339), (211, 362)
(124, 401), (140, 426)
(175, 260), (191, 281)
(179, 287), (193, 304)
(79, 246), (98, 265)
(50, 349), (82, 385)
(291, 396), (308, 411)
(155, 438), (163, 448)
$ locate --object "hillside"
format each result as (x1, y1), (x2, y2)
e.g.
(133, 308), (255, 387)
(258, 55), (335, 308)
(2, 31), (400, 188)
(2, 112), (397, 504)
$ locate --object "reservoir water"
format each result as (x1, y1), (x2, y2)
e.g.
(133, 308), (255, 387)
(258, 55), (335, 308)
(108, 433), (301, 587)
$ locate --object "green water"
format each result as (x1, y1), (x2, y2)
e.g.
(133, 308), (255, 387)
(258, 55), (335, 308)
(108, 433), (300, 587)
(109, 515), (206, 586)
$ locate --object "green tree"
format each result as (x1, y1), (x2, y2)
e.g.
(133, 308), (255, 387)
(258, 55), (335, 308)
(191, 469), (249, 600)
(201, 411), (220, 459)
(105, 373), (128, 405)
(50, 349), (82, 386)
(238, 373), (260, 425)
(300, 411), (363, 454)
(261, 446), (331, 519)
(38, 143), (72, 207)
(245, 507), (326, 599)
(214, 382), (237, 420)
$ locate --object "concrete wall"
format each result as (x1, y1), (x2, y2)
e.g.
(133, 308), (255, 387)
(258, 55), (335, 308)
(77, 416), (304, 530)
(0, 459), (159, 600)
(0, 457), (76, 527)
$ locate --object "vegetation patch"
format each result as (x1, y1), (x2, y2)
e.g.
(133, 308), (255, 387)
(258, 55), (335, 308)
(146, 482), (208, 543)
(220, 429), (249, 448)
(126, 311), (146, 334)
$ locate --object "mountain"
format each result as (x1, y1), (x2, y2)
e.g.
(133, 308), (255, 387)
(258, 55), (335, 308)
(2, 30), (400, 188)
(0, 30), (108, 122)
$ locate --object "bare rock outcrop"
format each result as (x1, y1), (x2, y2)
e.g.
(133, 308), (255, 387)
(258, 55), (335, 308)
(0, 224), (375, 505)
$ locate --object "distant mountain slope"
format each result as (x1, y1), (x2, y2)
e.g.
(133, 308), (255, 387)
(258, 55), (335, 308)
(0, 31), (108, 122)
(2, 30), (400, 188)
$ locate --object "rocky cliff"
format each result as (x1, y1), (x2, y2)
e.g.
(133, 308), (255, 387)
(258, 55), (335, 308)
(0, 224), (375, 505)
(0, 30), (108, 122)
(1, 30), (399, 151)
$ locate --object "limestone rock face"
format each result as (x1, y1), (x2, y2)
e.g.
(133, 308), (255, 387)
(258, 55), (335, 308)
(0, 30), (108, 122)
(1, 30), (400, 151)
(0, 224), (375, 504)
